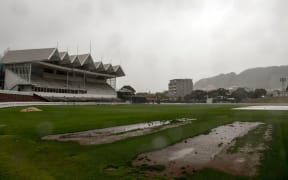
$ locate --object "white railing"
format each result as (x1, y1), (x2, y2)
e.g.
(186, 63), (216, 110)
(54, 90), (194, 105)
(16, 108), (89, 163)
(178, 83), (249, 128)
(0, 101), (128, 109)
(35, 92), (117, 98)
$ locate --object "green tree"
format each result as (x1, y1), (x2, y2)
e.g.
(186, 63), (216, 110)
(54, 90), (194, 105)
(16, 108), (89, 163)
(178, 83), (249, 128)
(253, 88), (267, 98)
(208, 88), (229, 98)
(155, 91), (169, 100)
(185, 90), (207, 102)
(231, 88), (250, 102)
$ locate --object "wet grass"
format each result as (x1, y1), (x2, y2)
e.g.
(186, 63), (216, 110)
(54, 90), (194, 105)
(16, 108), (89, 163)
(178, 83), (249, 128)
(138, 164), (166, 172)
(184, 168), (248, 180)
(0, 104), (287, 179)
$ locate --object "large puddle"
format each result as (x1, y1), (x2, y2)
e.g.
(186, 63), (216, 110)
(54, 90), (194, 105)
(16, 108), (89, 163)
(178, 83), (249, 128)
(133, 121), (271, 177)
(42, 118), (195, 145)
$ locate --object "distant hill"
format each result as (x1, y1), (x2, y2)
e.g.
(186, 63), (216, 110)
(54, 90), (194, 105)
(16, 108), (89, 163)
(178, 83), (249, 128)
(194, 65), (288, 90)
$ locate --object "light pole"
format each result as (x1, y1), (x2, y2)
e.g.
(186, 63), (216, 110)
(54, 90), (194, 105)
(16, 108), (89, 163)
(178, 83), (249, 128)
(280, 77), (287, 96)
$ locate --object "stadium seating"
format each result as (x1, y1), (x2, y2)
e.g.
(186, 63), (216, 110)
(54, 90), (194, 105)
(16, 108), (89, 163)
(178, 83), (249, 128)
(0, 92), (47, 102)
(29, 75), (117, 101)
(85, 83), (116, 96)
(31, 76), (69, 89)
(1, 47), (125, 102)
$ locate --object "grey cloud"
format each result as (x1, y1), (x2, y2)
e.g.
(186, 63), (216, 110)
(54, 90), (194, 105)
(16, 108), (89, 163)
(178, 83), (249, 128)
(0, 0), (287, 92)
(77, 0), (94, 16)
(9, 1), (30, 17)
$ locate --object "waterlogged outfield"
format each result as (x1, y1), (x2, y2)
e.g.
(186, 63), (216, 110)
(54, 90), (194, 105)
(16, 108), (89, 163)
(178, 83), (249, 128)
(0, 104), (287, 179)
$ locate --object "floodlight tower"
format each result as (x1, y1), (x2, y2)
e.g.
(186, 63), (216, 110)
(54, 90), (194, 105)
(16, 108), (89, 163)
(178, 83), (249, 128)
(280, 77), (287, 96)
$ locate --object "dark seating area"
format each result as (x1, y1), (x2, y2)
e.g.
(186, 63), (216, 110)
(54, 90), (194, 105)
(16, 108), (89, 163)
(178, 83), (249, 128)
(0, 93), (47, 102)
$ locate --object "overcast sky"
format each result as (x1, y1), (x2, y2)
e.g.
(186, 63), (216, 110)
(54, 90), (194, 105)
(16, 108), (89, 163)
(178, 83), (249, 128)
(0, 0), (288, 92)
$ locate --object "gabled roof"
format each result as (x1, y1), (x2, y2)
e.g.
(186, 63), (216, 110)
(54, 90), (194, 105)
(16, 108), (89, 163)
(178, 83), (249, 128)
(94, 62), (105, 72)
(69, 55), (81, 67)
(103, 64), (114, 73)
(77, 54), (90, 65)
(59, 51), (70, 64)
(113, 65), (125, 77)
(1, 48), (58, 64)
(1, 47), (125, 78)
(59, 52), (67, 59)
(78, 54), (96, 71)
(69, 55), (77, 62)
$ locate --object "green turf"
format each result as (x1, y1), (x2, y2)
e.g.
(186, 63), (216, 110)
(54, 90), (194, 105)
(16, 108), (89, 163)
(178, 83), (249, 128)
(0, 104), (287, 179)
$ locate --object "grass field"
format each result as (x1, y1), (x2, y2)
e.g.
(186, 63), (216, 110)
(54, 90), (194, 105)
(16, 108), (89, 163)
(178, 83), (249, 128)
(0, 104), (288, 179)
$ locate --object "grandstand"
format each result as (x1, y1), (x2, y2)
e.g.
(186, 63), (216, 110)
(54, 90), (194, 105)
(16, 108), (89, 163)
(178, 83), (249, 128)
(0, 48), (125, 102)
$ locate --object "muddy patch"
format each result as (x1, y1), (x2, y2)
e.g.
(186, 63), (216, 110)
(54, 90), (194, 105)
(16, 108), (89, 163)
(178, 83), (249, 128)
(133, 121), (271, 177)
(208, 124), (272, 176)
(42, 118), (195, 145)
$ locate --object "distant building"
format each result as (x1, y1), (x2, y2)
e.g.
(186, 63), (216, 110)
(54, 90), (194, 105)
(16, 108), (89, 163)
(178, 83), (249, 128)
(168, 79), (193, 101)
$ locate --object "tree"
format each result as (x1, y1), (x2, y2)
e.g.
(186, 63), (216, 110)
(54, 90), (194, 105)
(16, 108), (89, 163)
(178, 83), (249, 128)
(155, 91), (169, 100)
(253, 88), (267, 98)
(208, 88), (229, 98)
(184, 90), (207, 102)
(136, 92), (149, 96)
(231, 88), (250, 102)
